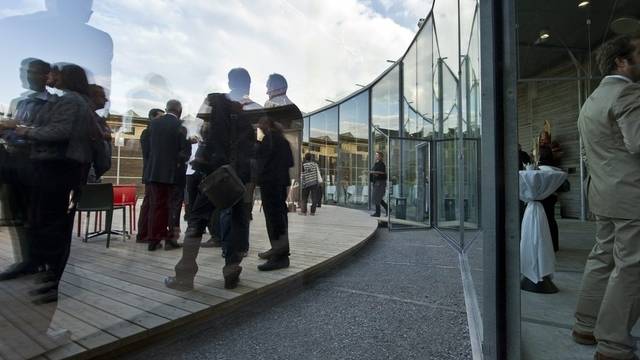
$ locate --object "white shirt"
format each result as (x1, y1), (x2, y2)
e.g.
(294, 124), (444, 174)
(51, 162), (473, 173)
(186, 143), (198, 175)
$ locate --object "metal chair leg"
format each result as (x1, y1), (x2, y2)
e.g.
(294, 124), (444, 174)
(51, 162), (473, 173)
(84, 211), (90, 242)
(105, 209), (113, 248)
(122, 207), (127, 241)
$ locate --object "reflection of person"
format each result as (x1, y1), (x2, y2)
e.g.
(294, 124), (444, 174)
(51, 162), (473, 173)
(144, 100), (186, 251)
(0, 0), (114, 108)
(255, 118), (294, 271)
(572, 35), (640, 360)
(166, 68), (258, 291)
(0, 58), (52, 281)
(86, 84), (112, 183)
(370, 151), (388, 217)
(136, 108), (164, 243)
(299, 153), (320, 215)
(264, 73), (293, 108)
(8, 63), (94, 303)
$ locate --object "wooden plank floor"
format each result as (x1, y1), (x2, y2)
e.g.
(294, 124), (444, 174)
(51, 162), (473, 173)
(0, 204), (377, 360)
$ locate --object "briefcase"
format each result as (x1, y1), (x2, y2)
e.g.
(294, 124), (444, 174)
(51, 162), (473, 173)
(199, 164), (246, 209)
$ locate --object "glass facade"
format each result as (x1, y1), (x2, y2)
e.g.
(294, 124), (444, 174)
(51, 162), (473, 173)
(338, 92), (369, 208)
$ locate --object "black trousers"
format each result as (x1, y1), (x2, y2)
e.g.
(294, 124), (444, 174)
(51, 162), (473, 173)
(375, 199), (388, 216)
(260, 184), (289, 258)
(30, 160), (85, 282)
(169, 184), (185, 232)
(175, 182), (249, 279)
(541, 194), (559, 252)
(300, 185), (318, 214)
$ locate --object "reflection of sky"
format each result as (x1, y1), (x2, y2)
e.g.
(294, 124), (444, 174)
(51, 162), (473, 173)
(0, 0), (426, 117)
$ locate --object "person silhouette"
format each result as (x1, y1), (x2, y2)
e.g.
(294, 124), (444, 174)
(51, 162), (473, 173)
(0, 0), (113, 111)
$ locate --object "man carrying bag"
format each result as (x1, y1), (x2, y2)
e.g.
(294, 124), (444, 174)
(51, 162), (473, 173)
(165, 68), (257, 290)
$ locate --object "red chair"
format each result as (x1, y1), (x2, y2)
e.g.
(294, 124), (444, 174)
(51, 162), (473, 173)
(113, 184), (138, 235)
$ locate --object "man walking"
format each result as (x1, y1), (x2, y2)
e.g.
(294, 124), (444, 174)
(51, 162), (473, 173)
(573, 35), (640, 360)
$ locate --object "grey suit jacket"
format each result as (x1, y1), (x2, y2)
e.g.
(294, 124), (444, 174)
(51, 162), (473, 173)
(578, 77), (640, 219)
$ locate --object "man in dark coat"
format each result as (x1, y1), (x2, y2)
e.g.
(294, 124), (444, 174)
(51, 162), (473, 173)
(144, 100), (187, 251)
(136, 108), (164, 243)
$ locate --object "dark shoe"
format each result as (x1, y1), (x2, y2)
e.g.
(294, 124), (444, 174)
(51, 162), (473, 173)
(201, 238), (222, 248)
(240, 251), (248, 258)
(370, 213), (381, 217)
(0, 262), (38, 281)
(572, 330), (596, 345)
(221, 249), (226, 258)
(164, 239), (182, 250)
(223, 264), (242, 289)
(31, 288), (58, 305)
(164, 276), (194, 291)
(33, 271), (57, 285)
(310, 212), (316, 216)
(148, 242), (162, 251)
(258, 257), (290, 271)
(258, 249), (275, 260)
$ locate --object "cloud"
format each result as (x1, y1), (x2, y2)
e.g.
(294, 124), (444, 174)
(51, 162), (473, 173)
(86, 0), (416, 116)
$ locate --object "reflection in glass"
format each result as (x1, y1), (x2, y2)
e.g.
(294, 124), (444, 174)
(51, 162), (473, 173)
(338, 92), (369, 208)
(309, 107), (339, 203)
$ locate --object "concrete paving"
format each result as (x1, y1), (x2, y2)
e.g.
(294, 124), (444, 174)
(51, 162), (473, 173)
(123, 221), (472, 360)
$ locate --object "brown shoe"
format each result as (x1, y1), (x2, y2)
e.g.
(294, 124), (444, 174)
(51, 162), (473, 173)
(572, 330), (596, 345)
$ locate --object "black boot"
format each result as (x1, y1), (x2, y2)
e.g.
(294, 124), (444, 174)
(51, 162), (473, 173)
(258, 256), (290, 271)
(223, 264), (242, 289)
(164, 276), (194, 291)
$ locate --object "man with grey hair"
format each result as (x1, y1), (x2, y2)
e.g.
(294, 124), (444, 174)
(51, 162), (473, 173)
(144, 99), (189, 251)
(264, 73), (293, 108)
(573, 35), (640, 360)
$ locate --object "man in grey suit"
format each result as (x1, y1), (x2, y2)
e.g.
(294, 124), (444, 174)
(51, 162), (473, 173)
(573, 35), (640, 360)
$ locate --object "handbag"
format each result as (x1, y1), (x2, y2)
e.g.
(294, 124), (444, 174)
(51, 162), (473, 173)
(198, 94), (246, 209)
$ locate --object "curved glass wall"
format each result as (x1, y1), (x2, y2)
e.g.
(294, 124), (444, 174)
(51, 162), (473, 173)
(338, 92), (369, 208)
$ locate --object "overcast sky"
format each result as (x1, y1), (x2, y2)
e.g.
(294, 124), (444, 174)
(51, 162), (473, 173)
(0, 0), (472, 118)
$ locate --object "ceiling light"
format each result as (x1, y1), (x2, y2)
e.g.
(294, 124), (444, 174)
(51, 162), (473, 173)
(578, 0), (590, 8)
(538, 29), (551, 40)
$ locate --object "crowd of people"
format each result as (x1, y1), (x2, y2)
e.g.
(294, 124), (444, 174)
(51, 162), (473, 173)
(0, 60), (310, 304)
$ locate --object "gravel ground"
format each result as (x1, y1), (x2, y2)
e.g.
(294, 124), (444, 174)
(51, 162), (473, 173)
(123, 225), (472, 360)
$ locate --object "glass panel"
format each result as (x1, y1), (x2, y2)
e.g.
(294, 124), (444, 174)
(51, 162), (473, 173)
(435, 62), (460, 229)
(417, 17), (435, 139)
(310, 107), (339, 204)
(338, 92), (369, 208)
(371, 66), (400, 137)
(388, 138), (431, 229)
(403, 42), (419, 137)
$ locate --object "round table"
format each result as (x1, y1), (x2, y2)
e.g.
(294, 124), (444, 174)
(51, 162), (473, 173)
(519, 168), (567, 293)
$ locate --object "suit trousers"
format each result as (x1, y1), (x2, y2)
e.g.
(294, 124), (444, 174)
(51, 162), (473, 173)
(137, 185), (150, 241)
(574, 215), (640, 359)
(169, 184), (185, 232)
(145, 182), (172, 244)
(260, 184), (290, 258)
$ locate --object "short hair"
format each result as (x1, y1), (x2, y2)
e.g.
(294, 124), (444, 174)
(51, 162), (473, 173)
(148, 108), (164, 119)
(60, 64), (89, 96)
(376, 151), (384, 158)
(165, 99), (182, 114)
(21, 58), (50, 74)
(228, 68), (251, 91)
(304, 153), (314, 162)
(88, 84), (104, 96)
(267, 73), (288, 93)
(597, 35), (640, 75)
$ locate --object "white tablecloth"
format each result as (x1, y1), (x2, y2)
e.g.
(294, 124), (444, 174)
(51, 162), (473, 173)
(519, 169), (567, 283)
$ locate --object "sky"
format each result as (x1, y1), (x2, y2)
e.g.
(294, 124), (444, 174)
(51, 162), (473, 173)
(0, 0), (473, 119)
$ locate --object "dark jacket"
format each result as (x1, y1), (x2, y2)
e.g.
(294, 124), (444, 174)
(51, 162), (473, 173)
(256, 130), (293, 186)
(370, 161), (387, 182)
(140, 127), (150, 183)
(202, 93), (255, 184)
(27, 91), (94, 164)
(146, 113), (189, 184)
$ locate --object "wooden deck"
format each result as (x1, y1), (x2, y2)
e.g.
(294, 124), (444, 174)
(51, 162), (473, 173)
(0, 205), (378, 360)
